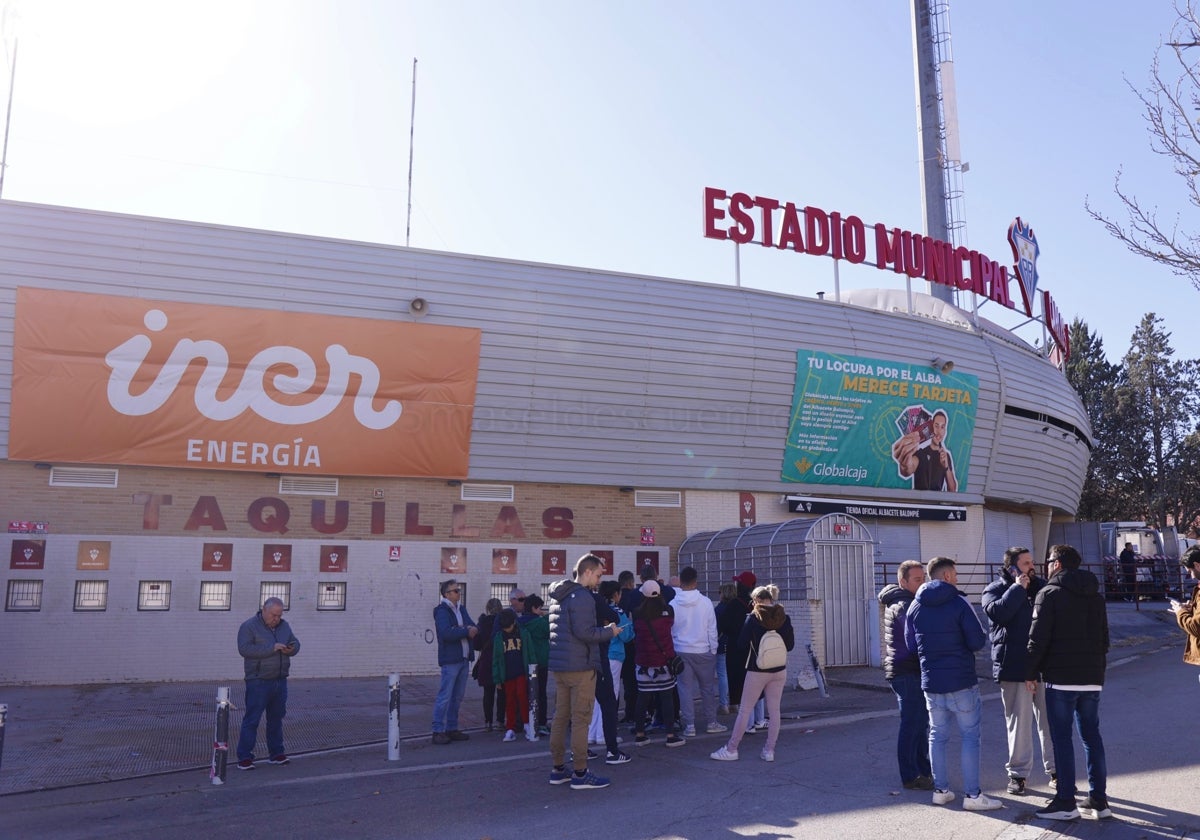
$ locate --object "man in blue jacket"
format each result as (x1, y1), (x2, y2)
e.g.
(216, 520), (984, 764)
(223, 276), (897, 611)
(982, 546), (1055, 795)
(236, 597), (300, 770)
(905, 557), (1001, 811)
(432, 578), (477, 744)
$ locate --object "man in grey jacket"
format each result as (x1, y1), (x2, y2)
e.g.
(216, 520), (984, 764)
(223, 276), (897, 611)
(547, 553), (622, 790)
(236, 597), (300, 770)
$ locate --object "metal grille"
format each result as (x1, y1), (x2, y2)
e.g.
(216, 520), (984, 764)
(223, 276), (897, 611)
(5, 579), (43, 611)
(279, 476), (340, 496)
(73, 580), (108, 611)
(138, 581), (171, 611)
(49, 466), (119, 488)
(198, 581), (232, 611)
(490, 582), (517, 603)
(260, 581), (291, 610)
(814, 541), (872, 666)
(461, 483), (515, 502)
(317, 581), (347, 610)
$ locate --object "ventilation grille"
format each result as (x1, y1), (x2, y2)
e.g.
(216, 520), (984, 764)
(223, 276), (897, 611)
(49, 467), (119, 488)
(279, 476), (340, 496)
(635, 490), (682, 508)
(461, 483), (515, 502)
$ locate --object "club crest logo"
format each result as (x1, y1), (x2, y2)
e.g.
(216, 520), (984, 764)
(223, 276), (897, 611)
(1007, 217), (1040, 317)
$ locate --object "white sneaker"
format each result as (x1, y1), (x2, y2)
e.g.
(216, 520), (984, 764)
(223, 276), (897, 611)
(706, 722), (728, 734)
(709, 745), (739, 761)
(963, 793), (1003, 812)
(683, 725), (697, 737)
(760, 749), (774, 762)
(932, 789), (955, 806)
(503, 729), (516, 742)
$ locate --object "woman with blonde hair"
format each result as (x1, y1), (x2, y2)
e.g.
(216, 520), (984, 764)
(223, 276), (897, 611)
(710, 583), (795, 762)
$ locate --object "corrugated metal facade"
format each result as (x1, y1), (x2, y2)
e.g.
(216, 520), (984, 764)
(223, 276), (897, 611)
(0, 200), (1089, 507)
(0, 201), (1094, 683)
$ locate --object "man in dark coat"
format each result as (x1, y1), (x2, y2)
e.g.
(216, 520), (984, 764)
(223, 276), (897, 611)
(1026, 544), (1111, 822)
(878, 559), (932, 789)
(981, 546), (1055, 795)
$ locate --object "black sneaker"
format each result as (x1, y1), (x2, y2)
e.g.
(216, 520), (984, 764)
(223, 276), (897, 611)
(446, 730), (469, 741)
(634, 733), (650, 747)
(1035, 798), (1080, 820)
(665, 734), (685, 748)
(1078, 795), (1113, 819)
(902, 775), (934, 790)
(431, 732), (451, 745)
(1006, 776), (1025, 795)
(267, 754), (290, 765)
(236, 758), (255, 771)
(605, 750), (632, 765)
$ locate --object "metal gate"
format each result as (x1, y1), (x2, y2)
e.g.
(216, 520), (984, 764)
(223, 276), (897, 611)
(811, 518), (875, 667)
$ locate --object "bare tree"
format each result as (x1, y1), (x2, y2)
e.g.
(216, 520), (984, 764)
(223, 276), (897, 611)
(1086, 1), (1200, 291)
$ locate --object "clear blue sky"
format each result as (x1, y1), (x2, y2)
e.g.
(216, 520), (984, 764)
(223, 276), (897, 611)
(3, 0), (1196, 363)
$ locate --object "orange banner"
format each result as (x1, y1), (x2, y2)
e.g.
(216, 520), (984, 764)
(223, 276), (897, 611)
(11, 288), (481, 477)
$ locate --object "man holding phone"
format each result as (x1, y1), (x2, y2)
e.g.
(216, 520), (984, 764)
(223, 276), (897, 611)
(1168, 545), (1200, 677)
(236, 596), (300, 770)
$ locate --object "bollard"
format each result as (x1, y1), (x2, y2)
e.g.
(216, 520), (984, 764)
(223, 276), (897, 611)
(0, 703), (7, 773)
(209, 687), (231, 785)
(525, 663), (539, 741)
(388, 673), (401, 761)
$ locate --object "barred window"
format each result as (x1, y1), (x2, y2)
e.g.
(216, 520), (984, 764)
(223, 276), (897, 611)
(317, 581), (347, 611)
(199, 581), (233, 611)
(5, 579), (43, 612)
(260, 581), (291, 610)
(74, 580), (109, 611)
(138, 580), (172, 611)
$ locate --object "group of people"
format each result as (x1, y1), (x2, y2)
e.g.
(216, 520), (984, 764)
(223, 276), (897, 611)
(428, 556), (796, 789)
(229, 542), (1200, 813)
(881, 544), (1111, 819)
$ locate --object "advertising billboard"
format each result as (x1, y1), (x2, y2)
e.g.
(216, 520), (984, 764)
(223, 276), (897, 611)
(782, 350), (978, 491)
(11, 288), (481, 477)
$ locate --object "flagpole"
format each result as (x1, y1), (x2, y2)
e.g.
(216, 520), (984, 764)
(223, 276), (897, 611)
(405, 58), (417, 247)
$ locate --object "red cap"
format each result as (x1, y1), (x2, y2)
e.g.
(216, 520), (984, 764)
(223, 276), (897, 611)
(734, 571), (757, 588)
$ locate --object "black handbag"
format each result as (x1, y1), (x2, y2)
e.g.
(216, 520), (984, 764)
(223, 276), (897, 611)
(645, 618), (685, 675)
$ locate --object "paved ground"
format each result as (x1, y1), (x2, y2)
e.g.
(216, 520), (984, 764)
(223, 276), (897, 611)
(0, 601), (1184, 798)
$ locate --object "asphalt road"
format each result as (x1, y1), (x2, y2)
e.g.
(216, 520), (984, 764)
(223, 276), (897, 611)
(2, 645), (1197, 840)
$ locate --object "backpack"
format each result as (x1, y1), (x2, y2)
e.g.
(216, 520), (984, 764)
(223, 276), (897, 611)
(753, 629), (788, 670)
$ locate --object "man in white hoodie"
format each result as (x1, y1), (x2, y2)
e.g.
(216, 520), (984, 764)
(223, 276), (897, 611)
(672, 566), (727, 737)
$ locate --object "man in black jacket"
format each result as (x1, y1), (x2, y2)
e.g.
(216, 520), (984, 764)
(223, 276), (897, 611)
(878, 559), (932, 790)
(981, 546), (1055, 795)
(1025, 544), (1111, 821)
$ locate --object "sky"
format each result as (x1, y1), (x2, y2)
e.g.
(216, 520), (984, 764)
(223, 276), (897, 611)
(2, 0), (1197, 363)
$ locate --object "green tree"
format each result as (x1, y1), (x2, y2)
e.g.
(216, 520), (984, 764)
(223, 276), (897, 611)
(1065, 318), (1131, 519)
(1112, 313), (1200, 528)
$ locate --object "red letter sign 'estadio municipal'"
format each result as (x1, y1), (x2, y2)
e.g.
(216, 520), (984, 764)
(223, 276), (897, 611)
(702, 187), (1069, 359)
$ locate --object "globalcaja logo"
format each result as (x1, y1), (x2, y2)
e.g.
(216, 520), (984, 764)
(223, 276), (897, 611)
(794, 456), (813, 474)
(1007, 217), (1040, 317)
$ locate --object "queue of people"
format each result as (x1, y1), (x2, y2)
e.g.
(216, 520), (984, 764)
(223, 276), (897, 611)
(414, 541), (1143, 817)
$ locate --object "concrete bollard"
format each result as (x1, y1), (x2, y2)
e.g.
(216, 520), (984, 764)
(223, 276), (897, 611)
(209, 687), (231, 785)
(388, 674), (401, 761)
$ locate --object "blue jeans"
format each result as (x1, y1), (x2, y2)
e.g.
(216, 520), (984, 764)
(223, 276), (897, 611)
(237, 677), (287, 761)
(716, 651), (729, 707)
(432, 660), (469, 733)
(889, 672), (932, 783)
(1045, 687), (1106, 800)
(926, 685), (982, 796)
